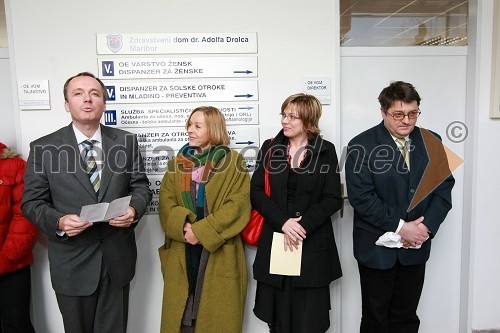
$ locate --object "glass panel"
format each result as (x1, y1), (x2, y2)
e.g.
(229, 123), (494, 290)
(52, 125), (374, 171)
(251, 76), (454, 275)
(0, 0), (7, 48)
(340, 0), (468, 47)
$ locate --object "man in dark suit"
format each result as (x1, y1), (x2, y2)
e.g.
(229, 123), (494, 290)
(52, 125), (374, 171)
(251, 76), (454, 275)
(345, 81), (455, 333)
(22, 72), (152, 333)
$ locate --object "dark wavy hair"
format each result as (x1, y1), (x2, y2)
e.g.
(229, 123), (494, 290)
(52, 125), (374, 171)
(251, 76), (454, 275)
(378, 81), (421, 112)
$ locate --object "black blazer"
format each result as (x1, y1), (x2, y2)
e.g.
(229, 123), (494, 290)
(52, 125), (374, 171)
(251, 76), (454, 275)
(251, 130), (342, 288)
(22, 124), (152, 296)
(345, 122), (455, 269)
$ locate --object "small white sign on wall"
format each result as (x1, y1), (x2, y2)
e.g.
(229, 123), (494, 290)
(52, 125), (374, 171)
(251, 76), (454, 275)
(98, 56), (258, 79)
(18, 80), (50, 110)
(103, 103), (259, 127)
(127, 126), (259, 151)
(103, 80), (258, 104)
(303, 77), (331, 105)
(96, 32), (258, 55)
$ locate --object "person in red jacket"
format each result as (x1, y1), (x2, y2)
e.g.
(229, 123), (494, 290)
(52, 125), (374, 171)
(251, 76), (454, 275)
(0, 141), (38, 333)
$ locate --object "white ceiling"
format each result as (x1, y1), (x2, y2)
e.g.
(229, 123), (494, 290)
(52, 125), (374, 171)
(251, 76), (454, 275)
(0, 0), (469, 49)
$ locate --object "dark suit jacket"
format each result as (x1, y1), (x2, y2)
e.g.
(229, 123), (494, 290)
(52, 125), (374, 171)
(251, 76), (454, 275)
(22, 124), (152, 296)
(251, 130), (342, 288)
(345, 122), (455, 269)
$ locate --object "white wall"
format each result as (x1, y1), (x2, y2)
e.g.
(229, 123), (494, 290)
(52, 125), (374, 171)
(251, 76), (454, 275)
(466, 0), (500, 330)
(6, 1), (339, 332)
(0, 48), (15, 147)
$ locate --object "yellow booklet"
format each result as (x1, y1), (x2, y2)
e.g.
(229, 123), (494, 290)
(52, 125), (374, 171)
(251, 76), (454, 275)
(269, 232), (302, 276)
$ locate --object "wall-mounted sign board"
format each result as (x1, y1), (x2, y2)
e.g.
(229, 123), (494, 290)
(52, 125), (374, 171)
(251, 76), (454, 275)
(97, 32), (258, 55)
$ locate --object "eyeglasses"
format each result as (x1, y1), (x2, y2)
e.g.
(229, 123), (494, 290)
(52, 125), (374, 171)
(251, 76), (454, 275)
(280, 112), (301, 121)
(385, 110), (421, 121)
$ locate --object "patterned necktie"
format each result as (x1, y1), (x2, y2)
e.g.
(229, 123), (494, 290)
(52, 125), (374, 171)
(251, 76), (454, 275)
(82, 140), (101, 197)
(396, 138), (410, 171)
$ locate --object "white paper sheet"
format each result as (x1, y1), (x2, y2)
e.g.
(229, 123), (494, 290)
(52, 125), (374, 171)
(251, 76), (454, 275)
(78, 196), (131, 222)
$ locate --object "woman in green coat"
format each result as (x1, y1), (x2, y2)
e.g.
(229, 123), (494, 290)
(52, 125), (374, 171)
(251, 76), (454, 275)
(158, 106), (251, 333)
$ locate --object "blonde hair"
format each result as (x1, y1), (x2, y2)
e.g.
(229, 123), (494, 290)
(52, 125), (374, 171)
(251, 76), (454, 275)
(281, 93), (322, 140)
(185, 106), (230, 146)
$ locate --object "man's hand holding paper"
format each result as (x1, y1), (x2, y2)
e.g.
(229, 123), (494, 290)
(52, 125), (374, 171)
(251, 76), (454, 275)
(57, 214), (92, 237)
(109, 206), (136, 228)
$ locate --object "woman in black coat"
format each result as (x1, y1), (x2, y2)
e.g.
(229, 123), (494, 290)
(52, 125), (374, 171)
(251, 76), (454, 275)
(251, 93), (343, 333)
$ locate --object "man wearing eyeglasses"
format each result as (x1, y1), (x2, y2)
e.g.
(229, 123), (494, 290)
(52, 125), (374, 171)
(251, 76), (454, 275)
(345, 81), (455, 333)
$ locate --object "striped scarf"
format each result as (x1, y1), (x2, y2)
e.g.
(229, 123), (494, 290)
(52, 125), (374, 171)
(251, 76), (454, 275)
(177, 143), (230, 219)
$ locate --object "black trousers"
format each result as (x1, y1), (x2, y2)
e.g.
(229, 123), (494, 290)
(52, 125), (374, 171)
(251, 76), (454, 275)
(0, 265), (35, 333)
(55, 259), (129, 333)
(358, 260), (426, 333)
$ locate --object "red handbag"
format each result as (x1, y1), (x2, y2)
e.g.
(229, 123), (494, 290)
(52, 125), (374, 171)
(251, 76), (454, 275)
(241, 146), (271, 246)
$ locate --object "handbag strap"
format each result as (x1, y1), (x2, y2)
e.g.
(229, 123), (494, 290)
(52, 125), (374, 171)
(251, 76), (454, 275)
(263, 138), (273, 196)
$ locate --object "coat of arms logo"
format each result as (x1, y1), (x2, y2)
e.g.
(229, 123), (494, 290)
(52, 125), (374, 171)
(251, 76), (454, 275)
(106, 34), (123, 53)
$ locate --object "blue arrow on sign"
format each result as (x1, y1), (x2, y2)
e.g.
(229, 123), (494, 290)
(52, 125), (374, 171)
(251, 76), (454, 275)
(233, 70), (253, 74)
(234, 94), (254, 98)
(236, 141), (255, 145)
(238, 106), (254, 110)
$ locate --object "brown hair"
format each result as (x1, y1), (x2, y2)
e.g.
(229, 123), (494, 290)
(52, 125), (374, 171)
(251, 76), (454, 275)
(281, 93), (322, 140)
(186, 106), (230, 146)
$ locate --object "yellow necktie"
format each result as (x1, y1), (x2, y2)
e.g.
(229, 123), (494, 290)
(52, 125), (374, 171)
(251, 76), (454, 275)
(396, 138), (410, 170)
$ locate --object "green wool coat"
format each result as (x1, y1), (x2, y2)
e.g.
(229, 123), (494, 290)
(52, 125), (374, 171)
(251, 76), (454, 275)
(158, 150), (251, 333)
